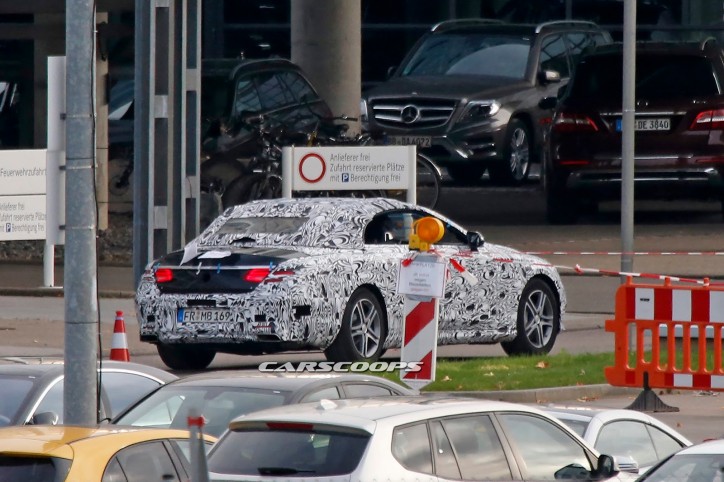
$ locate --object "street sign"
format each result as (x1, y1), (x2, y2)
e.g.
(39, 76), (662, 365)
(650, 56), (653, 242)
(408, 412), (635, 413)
(0, 150), (47, 241)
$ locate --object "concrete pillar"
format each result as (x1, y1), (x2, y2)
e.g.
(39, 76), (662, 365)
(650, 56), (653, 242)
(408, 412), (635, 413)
(96, 12), (109, 230)
(34, 14), (65, 148)
(291, 0), (361, 133)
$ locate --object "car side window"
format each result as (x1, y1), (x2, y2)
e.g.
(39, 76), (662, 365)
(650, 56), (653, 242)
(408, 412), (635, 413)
(32, 377), (64, 424)
(342, 384), (393, 397)
(566, 33), (599, 70)
(100, 371), (163, 419)
(596, 420), (658, 468)
(233, 77), (262, 116)
(497, 413), (592, 480)
(257, 72), (295, 110)
(441, 415), (511, 480)
(115, 441), (181, 482)
(301, 386), (341, 402)
(364, 211), (465, 245)
(278, 70), (317, 103)
(648, 424), (686, 460)
(430, 420), (461, 479)
(539, 34), (570, 78)
(391, 422), (433, 474)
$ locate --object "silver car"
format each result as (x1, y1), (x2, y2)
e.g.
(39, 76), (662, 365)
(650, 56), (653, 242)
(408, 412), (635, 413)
(207, 397), (633, 481)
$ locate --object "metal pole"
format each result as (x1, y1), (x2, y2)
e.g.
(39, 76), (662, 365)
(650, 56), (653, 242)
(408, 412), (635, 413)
(621, 0), (636, 276)
(64, 0), (99, 424)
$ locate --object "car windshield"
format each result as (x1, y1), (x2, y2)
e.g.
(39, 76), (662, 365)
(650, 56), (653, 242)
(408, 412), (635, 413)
(401, 33), (531, 79)
(209, 428), (370, 476)
(568, 53), (720, 101)
(0, 376), (34, 424)
(0, 456), (71, 482)
(641, 453), (724, 482)
(552, 416), (588, 438)
(113, 385), (290, 438)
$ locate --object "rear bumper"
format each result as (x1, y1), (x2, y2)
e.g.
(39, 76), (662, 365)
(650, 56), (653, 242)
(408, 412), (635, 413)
(562, 165), (724, 200)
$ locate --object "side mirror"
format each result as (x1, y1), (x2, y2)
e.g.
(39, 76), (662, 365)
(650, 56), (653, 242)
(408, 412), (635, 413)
(538, 69), (561, 84)
(466, 231), (484, 251)
(538, 96), (558, 110)
(30, 411), (59, 425)
(594, 454), (619, 479)
(612, 454), (639, 475)
(386, 66), (397, 79)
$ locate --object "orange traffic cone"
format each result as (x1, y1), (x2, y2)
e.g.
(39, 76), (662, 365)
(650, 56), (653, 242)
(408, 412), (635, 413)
(110, 311), (130, 361)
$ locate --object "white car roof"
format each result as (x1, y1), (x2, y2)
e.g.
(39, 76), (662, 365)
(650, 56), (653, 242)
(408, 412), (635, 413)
(228, 396), (567, 434)
(541, 405), (692, 445)
(675, 438), (724, 455)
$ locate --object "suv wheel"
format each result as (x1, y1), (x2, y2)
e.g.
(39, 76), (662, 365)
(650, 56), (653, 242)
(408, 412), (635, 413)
(447, 165), (486, 185)
(489, 119), (531, 186)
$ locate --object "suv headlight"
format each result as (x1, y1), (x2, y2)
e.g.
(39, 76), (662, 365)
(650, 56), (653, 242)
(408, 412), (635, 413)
(460, 100), (500, 123)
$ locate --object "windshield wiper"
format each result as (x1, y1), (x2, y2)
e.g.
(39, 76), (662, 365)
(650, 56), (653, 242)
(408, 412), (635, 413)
(257, 467), (316, 475)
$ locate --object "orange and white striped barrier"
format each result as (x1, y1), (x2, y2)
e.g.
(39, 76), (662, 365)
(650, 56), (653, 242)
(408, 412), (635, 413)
(110, 310), (130, 362)
(400, 296), (439, 390)
(605, 277), (724, 393)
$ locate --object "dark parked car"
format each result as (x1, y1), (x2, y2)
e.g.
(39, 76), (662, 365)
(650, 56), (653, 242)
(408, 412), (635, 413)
(543, 39), (724, 223)
(361, 19), (612, 185)
(0, 357), (177, 426)
(112, 372), (414, 437)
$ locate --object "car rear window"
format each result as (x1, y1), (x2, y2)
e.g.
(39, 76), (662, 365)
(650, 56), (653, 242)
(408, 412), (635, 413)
(0, 376), (34, 424)
(0, 456), (71, 482)
(569, 53), (720, 100)
(216, 217), (308, 236)
(209, 428), (370, 476)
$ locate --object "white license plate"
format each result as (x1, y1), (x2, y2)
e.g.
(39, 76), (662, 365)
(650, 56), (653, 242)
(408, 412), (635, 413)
(178, 308), (234, 323)
(616, 118), (670, 131)
(388, 136), (431, 147)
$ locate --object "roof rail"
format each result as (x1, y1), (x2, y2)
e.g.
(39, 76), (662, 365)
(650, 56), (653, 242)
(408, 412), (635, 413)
(431, 18), (505, 32)
(535, 20), (601, 33)
(699, 36), (718, 50)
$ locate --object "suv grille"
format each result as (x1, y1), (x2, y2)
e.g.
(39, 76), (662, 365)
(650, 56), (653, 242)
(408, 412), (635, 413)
(370, 98), (456, 128)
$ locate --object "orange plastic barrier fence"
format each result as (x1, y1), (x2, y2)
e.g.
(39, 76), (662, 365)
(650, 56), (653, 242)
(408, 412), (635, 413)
(605, 277), (724, 392)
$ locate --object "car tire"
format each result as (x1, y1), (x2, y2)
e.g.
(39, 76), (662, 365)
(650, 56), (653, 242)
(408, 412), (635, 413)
(446, 165), (486, 185)
(489, 119), (531, 186)
(501, 278), (560, 356)
(157, 344), (216, 370)
(324, 287), (387, 362)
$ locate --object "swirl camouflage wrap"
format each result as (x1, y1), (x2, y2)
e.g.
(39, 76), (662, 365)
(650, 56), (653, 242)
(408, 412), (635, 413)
(136, 197), (567, 370)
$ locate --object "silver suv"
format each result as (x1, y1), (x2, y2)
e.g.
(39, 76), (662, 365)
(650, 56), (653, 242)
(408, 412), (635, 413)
(361, 19), (612, 185)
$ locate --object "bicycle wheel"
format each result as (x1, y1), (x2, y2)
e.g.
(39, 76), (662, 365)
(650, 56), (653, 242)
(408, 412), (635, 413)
(415, 153), (441, 209)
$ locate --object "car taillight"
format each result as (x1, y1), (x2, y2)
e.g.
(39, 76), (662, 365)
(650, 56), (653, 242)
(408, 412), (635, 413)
(154, 268), (174, 283)
(266, 422), (314, 431)
(689, 109), (724, 130)
(244, 268), (271, 283)
(552, 112), (598, 133)
(244, 268), (295, 283)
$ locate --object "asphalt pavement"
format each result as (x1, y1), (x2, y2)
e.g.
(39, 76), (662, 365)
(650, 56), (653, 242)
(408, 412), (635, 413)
(1, 259), (723, 443)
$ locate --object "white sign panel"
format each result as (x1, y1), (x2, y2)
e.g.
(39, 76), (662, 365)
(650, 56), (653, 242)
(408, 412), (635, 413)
(0, 150), (47, 195)
(0, 150), (48, 241)
(0, 195), (46, 240)
(397, 256), (447, 298)
(288, 145), (413, 191)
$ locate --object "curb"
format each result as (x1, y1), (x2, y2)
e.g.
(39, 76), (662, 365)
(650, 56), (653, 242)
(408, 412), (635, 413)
(436, 384), (640, 404)
(0, 287), (136, 299)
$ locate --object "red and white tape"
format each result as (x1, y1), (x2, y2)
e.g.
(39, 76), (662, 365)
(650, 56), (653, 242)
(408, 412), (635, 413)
(525, 250), (724, 256)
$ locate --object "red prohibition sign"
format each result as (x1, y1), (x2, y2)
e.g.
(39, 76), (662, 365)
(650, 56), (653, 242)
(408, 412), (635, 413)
(298, 152), (326, 183)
